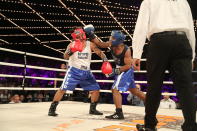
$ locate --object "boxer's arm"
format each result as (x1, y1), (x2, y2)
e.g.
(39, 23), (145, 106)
(91, 38), (112, 48)
(90, 42), (107, 61)
(84, 24), (111, 48)
(119, 49), (132, 72)
(64, 43), (72, 60)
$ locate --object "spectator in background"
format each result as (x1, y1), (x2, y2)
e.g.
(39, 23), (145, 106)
(0, 90), (7, 103)
(44, 92), (50, 101)
(26, 94), (33, 102)
(127, 84), (144, 106)
(37, 93), (44, 102)
(33, 93), (38, 102)
(159, 92), (176, 109)
(54, 63), (67, 88)
(19, 95), (25, 103)
(9, 94), (21, 104)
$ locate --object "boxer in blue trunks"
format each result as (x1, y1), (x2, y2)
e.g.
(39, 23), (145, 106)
(48, 27), (108, 116)
(84, 25), (146, 119)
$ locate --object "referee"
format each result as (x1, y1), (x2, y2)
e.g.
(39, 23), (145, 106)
(132, 0), (196, 130)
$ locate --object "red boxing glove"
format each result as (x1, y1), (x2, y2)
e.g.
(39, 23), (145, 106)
(101, 61), (113, 74)
(70, 40), (83, 53)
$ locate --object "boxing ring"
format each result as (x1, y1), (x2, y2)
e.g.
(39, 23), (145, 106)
(1, 0), (197, 130)
(1, 47), (196, 131)
(0, 101), (184, 131)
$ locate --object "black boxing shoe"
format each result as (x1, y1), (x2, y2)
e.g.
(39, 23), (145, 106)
(136, 124), (157, 131)
(105, 112), (124, 119)
(89, 102), (103, 115)
(48, 110), (58, 116)
(48, 101), (59, 116)
(89, 109), (103, 115)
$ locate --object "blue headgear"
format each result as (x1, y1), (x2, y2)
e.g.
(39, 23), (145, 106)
(111, 30), (126, 46)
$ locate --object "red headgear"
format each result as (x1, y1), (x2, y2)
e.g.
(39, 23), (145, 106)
(71, 28), (86, 40)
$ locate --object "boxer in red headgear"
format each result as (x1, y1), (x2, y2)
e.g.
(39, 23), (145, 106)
(48, 27), (109, 117)
(84, 25), (146, 119)
(70, 28), (86, 52)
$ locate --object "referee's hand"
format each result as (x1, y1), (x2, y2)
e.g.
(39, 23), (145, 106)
(132, 58), (141, 71)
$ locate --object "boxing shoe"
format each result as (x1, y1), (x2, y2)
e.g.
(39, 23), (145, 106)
(136, 124), (157, 131)
(48, 101), (59, 116)
(105, 112), (124, 119)
(89, 102), (103, 115)
(105, 108), (124, 119)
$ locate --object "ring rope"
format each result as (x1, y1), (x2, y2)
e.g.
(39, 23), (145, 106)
(0, 87), (177, 96)
(0, 47), (67, 62)
(1, 61), (197, 74)
(0, 47), (147, 62)
(0, 74), (173, 84)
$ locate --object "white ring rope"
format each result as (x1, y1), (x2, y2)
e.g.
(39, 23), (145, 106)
(0, 87), (177, 96)
(2, 61), (197, 74)
(0, 47), (146, 62)
(0, 62), (66, 72)
(0, 47), (67, 62)
(0, 61), (164, 73)
(0, 74), (173, 84)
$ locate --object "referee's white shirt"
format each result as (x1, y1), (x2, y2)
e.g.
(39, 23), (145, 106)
(132, 0), (196, 61)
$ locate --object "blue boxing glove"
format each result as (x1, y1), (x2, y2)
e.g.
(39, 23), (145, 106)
(105, 68), (121, 78)
(84, 24), (96, 41)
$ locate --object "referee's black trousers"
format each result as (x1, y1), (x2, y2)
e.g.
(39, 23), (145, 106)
(145, 32), (197, 130)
